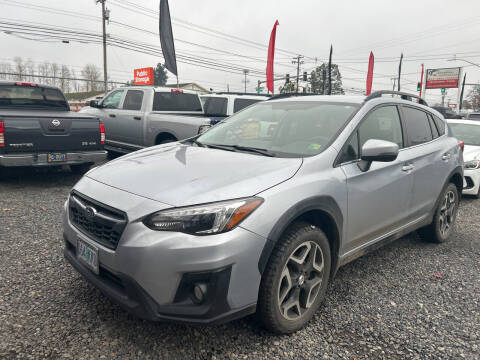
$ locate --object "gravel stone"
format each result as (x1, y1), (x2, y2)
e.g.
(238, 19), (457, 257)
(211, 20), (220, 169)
(0, 166), (479, 359)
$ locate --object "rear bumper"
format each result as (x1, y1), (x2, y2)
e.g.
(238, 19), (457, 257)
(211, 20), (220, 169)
(0, 150), (107, 167)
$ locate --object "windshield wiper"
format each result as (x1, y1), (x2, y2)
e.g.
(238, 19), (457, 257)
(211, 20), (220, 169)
(231, 145), (276, 157)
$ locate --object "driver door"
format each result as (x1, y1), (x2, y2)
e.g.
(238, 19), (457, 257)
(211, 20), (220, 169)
(339, 105), (414, 255)
(98, 89), (125, 144)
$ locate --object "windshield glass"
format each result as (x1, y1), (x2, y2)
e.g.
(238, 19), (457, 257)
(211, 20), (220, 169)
(0, 85), (68, 110)
(449, 123), (480, 146)
(197, 101), (359, 157)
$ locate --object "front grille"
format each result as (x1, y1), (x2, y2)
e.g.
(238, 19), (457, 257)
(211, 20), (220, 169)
(69, 192), (127, 250)
(465, 176), (474, 189)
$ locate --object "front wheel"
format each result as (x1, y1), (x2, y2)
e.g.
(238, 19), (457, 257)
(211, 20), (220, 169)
(419, 183), (459, 243)
(258, 222), (331, 333)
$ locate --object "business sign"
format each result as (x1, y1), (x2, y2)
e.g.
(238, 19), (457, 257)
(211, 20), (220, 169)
(425, 67), (461, 89)
(133, 67), (154, 85)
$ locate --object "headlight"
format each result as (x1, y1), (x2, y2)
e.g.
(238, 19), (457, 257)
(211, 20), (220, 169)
(464, 160), (480, 169)
(144, 197), (263, 235)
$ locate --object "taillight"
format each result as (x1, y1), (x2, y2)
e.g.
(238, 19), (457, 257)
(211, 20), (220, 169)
(100, 123), (105, 144)
(171, 88), (183, 93)
(459, 140), (464, 152)
(15, 82), (37, 87)
(0, 121), (5, 147)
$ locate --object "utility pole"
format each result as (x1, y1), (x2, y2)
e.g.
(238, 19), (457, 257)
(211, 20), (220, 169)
(391, 77), (397, 96)
(322, 69), (326, 95)
(292, 55), (304, 94)
(97, 0), (109, 95)
(242, 69), (249, 94)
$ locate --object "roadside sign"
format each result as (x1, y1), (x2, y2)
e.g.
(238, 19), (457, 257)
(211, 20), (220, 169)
(133, 67), (154, 85)
(425, 67), (461, 89)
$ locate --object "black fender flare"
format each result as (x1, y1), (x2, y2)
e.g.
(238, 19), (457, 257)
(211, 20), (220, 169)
(257, 195), (343, 275)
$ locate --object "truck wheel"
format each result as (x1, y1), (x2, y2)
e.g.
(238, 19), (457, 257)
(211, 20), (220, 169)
(419, 183), (459, 243)
(258, 222), (331, 334)
(70, 163), (92, 175)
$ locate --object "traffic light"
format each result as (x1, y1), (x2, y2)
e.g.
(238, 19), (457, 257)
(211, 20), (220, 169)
(441, 88), (446, 93)
(285, 73), (290, 83)
(303, 72), (308, 81)
(417, 82), (421, 91)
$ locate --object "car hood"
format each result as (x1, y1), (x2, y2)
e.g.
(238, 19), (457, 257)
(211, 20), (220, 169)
(463, 145), (480, 161)
(86, 143), (303, 206)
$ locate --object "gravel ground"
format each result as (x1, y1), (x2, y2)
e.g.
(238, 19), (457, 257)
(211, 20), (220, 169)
(1, 165), (479, 359)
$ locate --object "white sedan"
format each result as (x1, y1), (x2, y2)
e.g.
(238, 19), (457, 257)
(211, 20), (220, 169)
(448, 120), (480, 198)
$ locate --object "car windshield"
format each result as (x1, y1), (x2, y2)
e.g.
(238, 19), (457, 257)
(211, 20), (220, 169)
(0, 85), (69, 110)
(449, 123), (480, 146)
(197, 101), (359, 157)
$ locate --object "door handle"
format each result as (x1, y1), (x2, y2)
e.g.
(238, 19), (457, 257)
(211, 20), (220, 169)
(442, 154), (451, 160)
(402, 164), (414, 172)
(133, 116), (141, 120)
(109, 114), (116, 118)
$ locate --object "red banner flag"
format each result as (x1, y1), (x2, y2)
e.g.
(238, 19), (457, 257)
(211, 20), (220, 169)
(366, 51), (374, 95)
(266, 20), (279, 94)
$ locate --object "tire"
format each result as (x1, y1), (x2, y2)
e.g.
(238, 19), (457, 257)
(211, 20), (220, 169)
(70, 163), (92, 175)
(258, 222), (331, 334)
(419, 183), (459, 243)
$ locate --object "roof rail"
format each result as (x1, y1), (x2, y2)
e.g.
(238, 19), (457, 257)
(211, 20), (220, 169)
(267, 93), (317, 101)
(213, 92), (271, 97)
(365, 90), (428, 106)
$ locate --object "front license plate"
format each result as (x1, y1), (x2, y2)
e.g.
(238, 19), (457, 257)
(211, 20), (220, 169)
(47, 152), (67, 162)
(77, 239), (99, 274)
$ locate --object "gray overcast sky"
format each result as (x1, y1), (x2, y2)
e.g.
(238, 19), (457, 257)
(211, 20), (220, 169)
(1, 0), (480, 105)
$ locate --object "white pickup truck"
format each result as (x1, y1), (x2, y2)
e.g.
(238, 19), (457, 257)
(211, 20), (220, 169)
(81, 86), (211, 153)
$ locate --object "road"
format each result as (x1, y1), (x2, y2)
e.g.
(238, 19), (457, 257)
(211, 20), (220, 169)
(1, 166), (479, 359)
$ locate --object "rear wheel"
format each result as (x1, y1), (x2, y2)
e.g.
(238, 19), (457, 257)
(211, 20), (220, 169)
(258, 222), (331, 333)
(419, 183), (459, 243)
(70, 163), (92, 175)
(156, 135), (177, 145)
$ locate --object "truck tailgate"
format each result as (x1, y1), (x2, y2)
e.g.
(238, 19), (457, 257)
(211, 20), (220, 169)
(2, 111), (102, 153)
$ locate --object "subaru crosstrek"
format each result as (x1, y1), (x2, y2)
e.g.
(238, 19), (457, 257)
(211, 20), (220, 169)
(63, 91), (463, 333)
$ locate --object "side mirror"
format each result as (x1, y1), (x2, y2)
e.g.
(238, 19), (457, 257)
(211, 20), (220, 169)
(358, 139), (399, 172)
(89, 100), (100, 108)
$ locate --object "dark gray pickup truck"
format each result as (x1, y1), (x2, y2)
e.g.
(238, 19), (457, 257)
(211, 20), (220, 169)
(0, 81), (107, 173)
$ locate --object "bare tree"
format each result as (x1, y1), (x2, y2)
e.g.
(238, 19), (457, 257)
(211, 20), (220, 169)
(13, 56), (25, 80)
(0, 62), (13, 80)
(25, 58), (35, 82)
(60, 65), (71, 93)
(81, 64), (101, 92)
(70, 68), (81, 93)
(50, 63), (60, 87)
(38, 61), (51, 85)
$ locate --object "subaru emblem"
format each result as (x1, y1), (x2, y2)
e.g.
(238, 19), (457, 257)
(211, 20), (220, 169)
(85, 206), (97, 219)
(52, 119), (61, 127)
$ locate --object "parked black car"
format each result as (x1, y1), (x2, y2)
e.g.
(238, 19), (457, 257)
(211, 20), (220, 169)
(0, 81), (107, 173)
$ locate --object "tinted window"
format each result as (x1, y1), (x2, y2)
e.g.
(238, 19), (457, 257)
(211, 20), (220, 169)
(433, 115), (445, 135)
(123, 90), (143, 110)
(428, 115), (439, 138)
(469, 113), (480, 120)
(198, 101), (359, 157)
(102, 90), (124, 109)
(233, 98), (262, 113)
(0, 85), (68, 109)
(153, 92), (202, 112)
(448, 123), (480, 146)
(203, 96), (228, 116)
(359, 106), (403, 149)
(402, 107), (433, 146)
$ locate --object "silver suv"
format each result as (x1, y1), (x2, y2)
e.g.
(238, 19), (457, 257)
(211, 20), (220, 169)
(63, 91), (463, 333)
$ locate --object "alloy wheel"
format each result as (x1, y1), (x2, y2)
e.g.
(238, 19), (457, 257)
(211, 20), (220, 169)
(277, 241), (324, 320)
(439, 190), (456, 237)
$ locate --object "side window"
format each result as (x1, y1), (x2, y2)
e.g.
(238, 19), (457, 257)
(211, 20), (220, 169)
(402, 107), (433, 146)
(233, 98), (261, 113)
(102, 90), (124, 109)
(432, 115), (446, 135)
(428, 114), (439, 138)
(339, 105), (402, 163)
(123, 90), (143, 111)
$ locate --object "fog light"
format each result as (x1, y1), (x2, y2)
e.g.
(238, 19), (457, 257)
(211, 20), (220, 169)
(193, 283), (207, 303)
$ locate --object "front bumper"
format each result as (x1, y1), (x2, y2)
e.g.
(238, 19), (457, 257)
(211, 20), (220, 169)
(0, 150), (107, 167)
(463, 168), (480, 196)
(62, 182), (266, 323)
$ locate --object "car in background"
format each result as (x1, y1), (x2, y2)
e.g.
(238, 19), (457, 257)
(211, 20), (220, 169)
(448, 119), (480, 197)
(465, 112), (480, 121)
(0, 81), (107, 173)
(432, 106), (462, 119)
(63, 91), (462, 333)
(201, 93), (269, 125)
(81, 86), (211, 154)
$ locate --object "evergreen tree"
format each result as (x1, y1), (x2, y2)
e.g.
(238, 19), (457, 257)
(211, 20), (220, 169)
(154, 63), (168, 86)
(310, 63), (344, 95)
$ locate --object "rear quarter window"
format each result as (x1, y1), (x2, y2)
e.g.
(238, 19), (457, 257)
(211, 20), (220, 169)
(153, 92), (202, 112)
(432, 115), (446, 135)
(233, 98), (262, 113)
(203, 97), (228, 116)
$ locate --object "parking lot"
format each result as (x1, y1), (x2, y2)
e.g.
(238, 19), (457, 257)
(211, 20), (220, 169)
(0, 166), (478, 359)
